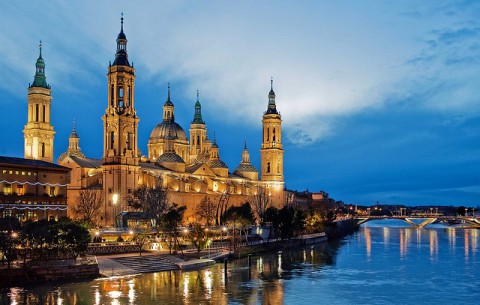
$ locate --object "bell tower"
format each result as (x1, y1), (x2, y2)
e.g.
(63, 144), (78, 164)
(23, 42), (55, 163)
(189, 90), (207, 163)
(260, 79), (284, 207)
(102, 15), (140, 225)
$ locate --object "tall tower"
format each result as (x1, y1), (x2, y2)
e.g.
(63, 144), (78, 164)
(260, 79), (284, 207)
(189, 90), (207, 163)
(23, 42), (55, 163)
(102, 16), (140, 225)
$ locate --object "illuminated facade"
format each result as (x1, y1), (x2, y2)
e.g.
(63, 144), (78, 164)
(23, 42), (55, 163)
(0, 156), (69, 221)
(59, 18), (286, 226)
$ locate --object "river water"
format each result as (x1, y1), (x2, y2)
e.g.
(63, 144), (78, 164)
(1, 220), (479, 304)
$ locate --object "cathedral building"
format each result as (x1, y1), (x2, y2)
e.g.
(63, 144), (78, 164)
(57, 18), (286, 227)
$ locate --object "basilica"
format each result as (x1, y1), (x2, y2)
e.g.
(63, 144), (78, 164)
(24, 18), (286, 226)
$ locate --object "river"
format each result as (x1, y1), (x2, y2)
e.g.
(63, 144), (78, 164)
(1, 220), (479, 304)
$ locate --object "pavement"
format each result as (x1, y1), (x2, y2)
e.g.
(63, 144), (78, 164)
(95, 251), (214, 277)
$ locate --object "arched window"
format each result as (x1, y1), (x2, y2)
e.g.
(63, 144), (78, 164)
(42, 105), (46, 122)
(118, 87), (124, 107)
(110, 132), (115, 149)
(41, 143), (45, 157)
(267, 162), (271, 173)
(267, 127), (270, 141)
(273, 128), (276, 142)
(110, 85), (114, 107)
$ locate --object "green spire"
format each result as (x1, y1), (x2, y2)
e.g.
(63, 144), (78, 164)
(192, 90), (204, 124)
(31, 41), (49, 88)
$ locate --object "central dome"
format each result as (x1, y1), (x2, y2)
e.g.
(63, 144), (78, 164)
(149, 121), (187, 141)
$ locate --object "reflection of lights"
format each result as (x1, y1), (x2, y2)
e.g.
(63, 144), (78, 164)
(257, 257), (264, 273)
(365, 227), (371, 259)
(128, 278), (135, 305)
(278, 252), (283, 275)
(429, 230), (438, 260)
(94, 288), (101, 305)
(204, 270), (213, 297)
(183, 273), (190, 301)
(108, 290), (122, 303)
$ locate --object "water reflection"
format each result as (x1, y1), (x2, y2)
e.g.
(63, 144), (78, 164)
(2, 226), (479, 304)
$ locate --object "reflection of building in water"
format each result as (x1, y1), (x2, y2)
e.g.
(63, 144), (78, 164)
(383, 227), (390, 247)
(447, 228), (456, 249)
(364, 227), (371, 258)
(399, 228), (407, 258)
(262, 281), (285, 305)
(465, 230), (469, 259)
(429, 230), (438, 259)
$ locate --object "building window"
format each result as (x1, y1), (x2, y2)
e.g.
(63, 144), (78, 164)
(185, 183), (191, 192)
(50, 186), (56, 196)
(109, 188), (112, 194)
(110, 132), (115, 149)
(17, 185), (24, 195)
(267, 162), (271, 173)
(4, 184), (12, 195)
(43, 105), (46, 122)
(35, 104), (39, 122)
(41, 143), (45, 157)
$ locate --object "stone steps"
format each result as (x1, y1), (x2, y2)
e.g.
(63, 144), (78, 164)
(111, 255), (179, 273)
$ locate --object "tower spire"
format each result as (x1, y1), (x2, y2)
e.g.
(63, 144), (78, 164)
(192, 90), (204, 124)
(113, 13), (129, 66)
(31, 41), (49, 88)
(266, 78), (278, 114)
(121, 12), (124, 33)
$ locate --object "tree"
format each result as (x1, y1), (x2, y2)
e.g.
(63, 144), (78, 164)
(196, 196), (217, 227)
(73, 189), (103, 227)
(223, 203), (254, 248)
(249, 188), (270, 225)
(0, 217), (21, 269)
(127, 180), (169, 232)
(55, 221), (91, 261)
(162, 204), (186, 254)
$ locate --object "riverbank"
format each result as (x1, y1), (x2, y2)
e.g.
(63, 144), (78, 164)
(1, 219), (358, 287)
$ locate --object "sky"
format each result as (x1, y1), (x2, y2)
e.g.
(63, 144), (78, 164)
(1, 1), (480, 206)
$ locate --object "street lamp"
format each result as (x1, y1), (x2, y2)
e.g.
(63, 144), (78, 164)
(112, 193), (119, 228)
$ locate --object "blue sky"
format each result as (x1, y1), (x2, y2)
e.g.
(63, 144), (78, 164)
(1, 1), (480, 206)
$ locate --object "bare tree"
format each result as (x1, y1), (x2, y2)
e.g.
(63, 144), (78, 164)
(73, 189), (103, 226)
(127, 179), (169, 232)
(249, 188), (270, 225)
(196, 196), (217, 227)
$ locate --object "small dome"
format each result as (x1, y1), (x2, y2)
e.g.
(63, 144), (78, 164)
(156, 152), (185, 164)
(234, 163), (258, 173)
(117, 31), (127, 40)
(209, 159), (228, 169)
(149, 121), (187, 141)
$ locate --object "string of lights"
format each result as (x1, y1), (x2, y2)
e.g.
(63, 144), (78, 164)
(0, 180), (68, 187)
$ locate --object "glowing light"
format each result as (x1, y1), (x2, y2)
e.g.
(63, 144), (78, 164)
(112, 193), (119, 205)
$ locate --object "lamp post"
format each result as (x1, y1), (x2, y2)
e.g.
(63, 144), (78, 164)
(112, 193), (119, 228)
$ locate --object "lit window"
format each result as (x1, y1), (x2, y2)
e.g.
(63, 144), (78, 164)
(17, 185), (24, 195)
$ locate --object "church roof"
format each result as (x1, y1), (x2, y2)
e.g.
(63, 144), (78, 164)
(69, 156), (103, 168)
(58, 150), (86, 162)
(150, 121), (187, 142)
(234, 163), (258, 173)
(0, 156), (69, 171)
(209, 159), (228, 169)
(156, 152), (185, 164)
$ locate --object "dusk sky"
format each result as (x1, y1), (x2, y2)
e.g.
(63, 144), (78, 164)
(1, 1), (480, 206)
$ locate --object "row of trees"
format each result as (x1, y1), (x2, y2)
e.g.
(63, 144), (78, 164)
(0, 217), (90, 269)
